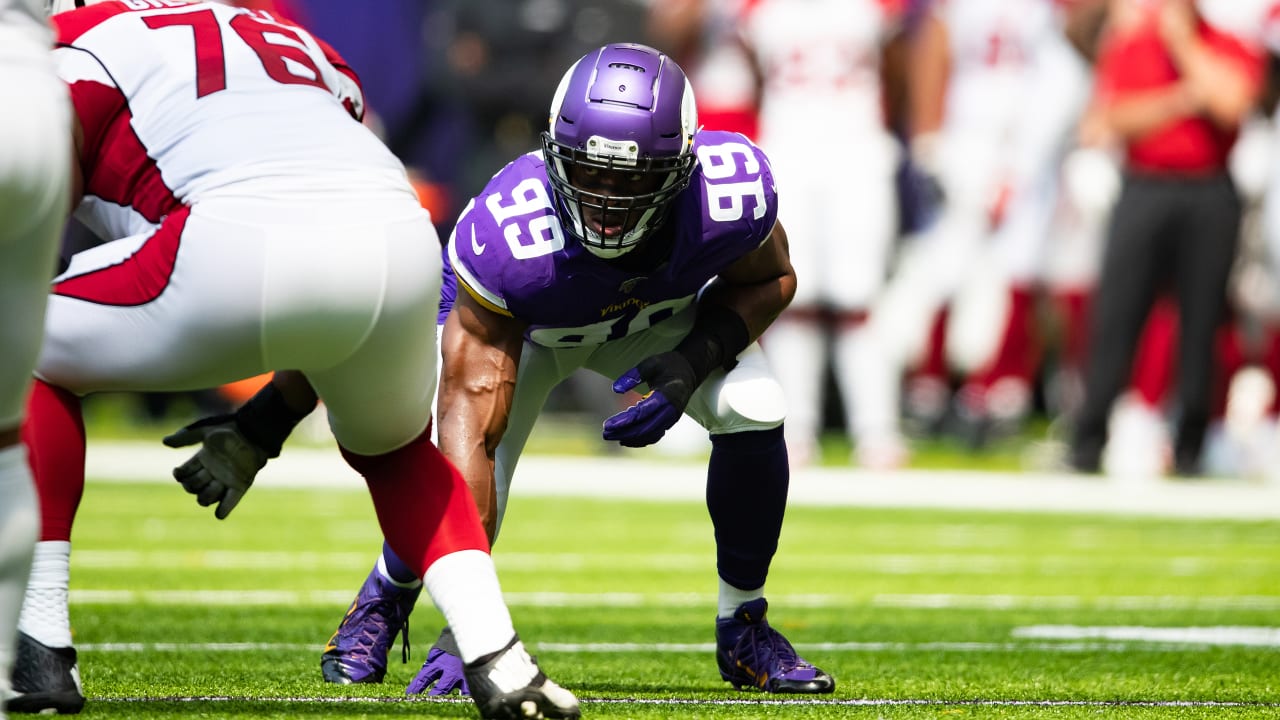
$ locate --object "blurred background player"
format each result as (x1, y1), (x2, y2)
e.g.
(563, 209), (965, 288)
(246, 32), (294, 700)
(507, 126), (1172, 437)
(0, 0), (71, 716)
(1067, 0), (1267, 476)
(1227, 3), (1280, 480)
(14, 2), (578, 717)
(873, 0), (1091, 449)
(738, 0), (910, 469)
(170, 42), (837, 699)
(646, 0), (758, 140)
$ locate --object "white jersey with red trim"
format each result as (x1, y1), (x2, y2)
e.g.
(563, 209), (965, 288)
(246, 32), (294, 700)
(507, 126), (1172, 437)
(51, 1), (412, 238)
(738, 0), (904, 144)
(935, 0), (1055, 139)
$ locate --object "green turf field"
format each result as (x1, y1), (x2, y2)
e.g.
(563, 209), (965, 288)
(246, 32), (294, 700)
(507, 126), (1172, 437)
(66, 473), (1280, 719)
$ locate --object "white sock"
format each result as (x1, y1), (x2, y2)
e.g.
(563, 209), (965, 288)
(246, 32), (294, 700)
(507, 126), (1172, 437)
(18, 540), (72, 648)
(718, 578), (764, 619)
(423, 549), (515, 664)
(0, 444), (40, 702)
(375, 554), (422, 590)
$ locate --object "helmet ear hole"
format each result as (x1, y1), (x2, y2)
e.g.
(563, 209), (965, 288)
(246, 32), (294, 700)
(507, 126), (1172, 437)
(543, 43), (698, 258)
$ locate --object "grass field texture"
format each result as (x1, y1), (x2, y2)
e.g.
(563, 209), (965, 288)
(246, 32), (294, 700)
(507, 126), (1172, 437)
(66, 471), (1280, 719)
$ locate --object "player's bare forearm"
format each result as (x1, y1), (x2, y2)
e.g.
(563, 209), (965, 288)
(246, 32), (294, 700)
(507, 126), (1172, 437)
(436, 291), (525, 541)
(907, 12), (949, 139)
(1097, 85), (1198, 141)
(436, 396), (502, 540)
(702, 221), (796, 340)
(1171, 45), (1259, 129)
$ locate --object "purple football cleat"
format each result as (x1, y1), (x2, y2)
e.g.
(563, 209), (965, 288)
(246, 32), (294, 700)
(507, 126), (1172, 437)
(320, 564), (420, 684)
(406, 626), (470, 696)
(715, 598), (835, 694)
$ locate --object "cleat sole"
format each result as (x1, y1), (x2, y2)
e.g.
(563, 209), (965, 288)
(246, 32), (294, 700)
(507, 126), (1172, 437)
(5, 690), (86, 715)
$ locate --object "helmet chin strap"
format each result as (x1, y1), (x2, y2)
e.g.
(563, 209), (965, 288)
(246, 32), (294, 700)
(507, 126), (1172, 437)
(572, 206), (658, 260)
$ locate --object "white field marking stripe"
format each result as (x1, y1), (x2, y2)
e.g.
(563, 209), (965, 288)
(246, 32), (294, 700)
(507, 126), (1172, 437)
(83, 643), (313, 652)
(72, 590), (357, 605)
(80, 642), (1143, 655)
(70, 549), (1280, 576)
(536, 641), (1273, 652)
(1014, 626), (1280, 646)
(69, 590), (703, 606)
(86, 440), (1280, 519)
(67, 589), (1280, 611)
(95, 696), (1280, 708)
(79, 630), (1280, 653)
(73, 550), (374, 570)
(873, 594), (1280, 611)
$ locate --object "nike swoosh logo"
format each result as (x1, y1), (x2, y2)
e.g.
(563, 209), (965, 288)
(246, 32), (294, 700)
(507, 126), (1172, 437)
(470, 225), (485, 255)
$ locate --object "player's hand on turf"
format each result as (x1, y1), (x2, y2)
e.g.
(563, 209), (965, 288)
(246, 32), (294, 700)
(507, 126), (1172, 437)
(408, 627), (469, 696)
(407, 645), (469, 696)
(603, 351), (695, 448)
(163, 415), (269, 520)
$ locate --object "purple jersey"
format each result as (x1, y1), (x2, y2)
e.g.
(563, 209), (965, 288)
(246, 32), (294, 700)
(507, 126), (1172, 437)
(443, 130), (777, 347)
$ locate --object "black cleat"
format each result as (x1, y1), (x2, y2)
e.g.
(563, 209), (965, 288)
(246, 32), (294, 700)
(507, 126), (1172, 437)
(6, 631), (85, 714)
(464, 635), (580, 719)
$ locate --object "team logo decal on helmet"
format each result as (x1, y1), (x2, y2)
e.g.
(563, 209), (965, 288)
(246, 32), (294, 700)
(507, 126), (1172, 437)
(542, 43), (698, 259)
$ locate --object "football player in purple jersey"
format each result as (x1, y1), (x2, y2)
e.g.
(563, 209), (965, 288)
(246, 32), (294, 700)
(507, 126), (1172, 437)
(170, 42), (835, 698)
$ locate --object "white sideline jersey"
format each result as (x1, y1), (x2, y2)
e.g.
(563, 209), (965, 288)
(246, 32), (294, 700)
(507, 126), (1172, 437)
(738, 0), (904, 144)
(935, 0), (1055, 139)
(52, 0), (413, 237)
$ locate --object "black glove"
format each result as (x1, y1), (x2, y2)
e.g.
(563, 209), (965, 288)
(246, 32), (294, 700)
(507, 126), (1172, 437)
(164, 415), (269, 520)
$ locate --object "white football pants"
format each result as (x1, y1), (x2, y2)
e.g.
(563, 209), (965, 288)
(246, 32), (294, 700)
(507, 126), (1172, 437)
(39, 196), (440, 456)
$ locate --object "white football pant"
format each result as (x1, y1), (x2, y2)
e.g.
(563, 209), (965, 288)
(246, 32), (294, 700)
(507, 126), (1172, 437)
(38, 196), (440, 457)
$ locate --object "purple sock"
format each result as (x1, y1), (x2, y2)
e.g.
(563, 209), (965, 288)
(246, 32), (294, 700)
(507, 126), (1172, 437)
(381, 541), (420, 584)
(706, 426), (789, 590)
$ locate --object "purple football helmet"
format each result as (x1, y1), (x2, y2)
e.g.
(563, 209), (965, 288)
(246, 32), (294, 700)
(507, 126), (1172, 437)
(542, 43), (698, 259)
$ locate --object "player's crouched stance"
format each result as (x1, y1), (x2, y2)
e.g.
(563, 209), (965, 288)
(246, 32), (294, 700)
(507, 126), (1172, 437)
(16, 1), (578, 718)
(169, 43), (834, 700)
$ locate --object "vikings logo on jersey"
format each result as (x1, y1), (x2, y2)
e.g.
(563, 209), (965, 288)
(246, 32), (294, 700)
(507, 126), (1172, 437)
(443, 129), (777, 348)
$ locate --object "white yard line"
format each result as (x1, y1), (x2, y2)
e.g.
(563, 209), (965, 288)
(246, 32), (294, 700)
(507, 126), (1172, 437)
(1014, 625), (1280, 646)
(87, 440), (1280, 519)
(69, 549), (1280, 576)
(69, 589), (1280, 611)
(77, 627), (1280, 654)
(94, 696), (1280, 708)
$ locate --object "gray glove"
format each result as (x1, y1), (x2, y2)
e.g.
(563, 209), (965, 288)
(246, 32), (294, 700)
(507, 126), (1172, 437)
(164, 416), (269, 520)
